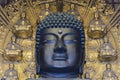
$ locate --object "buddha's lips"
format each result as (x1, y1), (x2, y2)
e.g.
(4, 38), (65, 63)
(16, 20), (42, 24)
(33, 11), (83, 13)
(52, 53), (68, 61)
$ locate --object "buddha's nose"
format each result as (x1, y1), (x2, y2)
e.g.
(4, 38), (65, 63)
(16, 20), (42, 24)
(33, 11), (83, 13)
(54, 39), (66, 53)
(52, 40), (68, 61)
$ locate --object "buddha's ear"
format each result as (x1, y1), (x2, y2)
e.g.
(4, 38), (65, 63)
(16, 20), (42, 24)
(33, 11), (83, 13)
(79, 65), (83, 75)
(36, 64), (40, 75)
(79, 59), (86, 76)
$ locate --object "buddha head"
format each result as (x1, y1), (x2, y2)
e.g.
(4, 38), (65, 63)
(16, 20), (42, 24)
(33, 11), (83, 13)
(36, 12), (85, 78)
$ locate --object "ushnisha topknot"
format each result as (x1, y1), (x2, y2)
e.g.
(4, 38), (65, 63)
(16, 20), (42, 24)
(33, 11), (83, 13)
(36, 12), (85, 49)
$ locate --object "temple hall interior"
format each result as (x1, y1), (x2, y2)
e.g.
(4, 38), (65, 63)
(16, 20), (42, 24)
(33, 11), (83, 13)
(0, 0), (119, 80)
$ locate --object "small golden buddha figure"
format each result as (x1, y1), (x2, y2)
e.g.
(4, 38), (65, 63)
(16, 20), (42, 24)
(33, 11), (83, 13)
(0, 22), (5, 34)
(104, 5), (114, 17)
(102, 63), (118, 80)
(39, 3), (51, 21)
(14, 12), (33, 39)
(98, 37), (117, 62)
(1, 64), (19, 80)
(2, 36), (23, 62)
(24, 62), (36, 78)
(67, 3), (82, 21)
(84, 72), (92, 80)
(88, 11), (106, 39)
(96, 0), (106, 12)
(26, 73), (36, 80)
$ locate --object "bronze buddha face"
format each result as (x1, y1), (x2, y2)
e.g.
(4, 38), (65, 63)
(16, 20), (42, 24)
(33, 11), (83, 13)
(36, 13), (85, 78)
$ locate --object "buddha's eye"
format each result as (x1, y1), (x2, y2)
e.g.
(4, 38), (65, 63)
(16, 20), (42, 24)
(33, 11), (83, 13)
(64, 40), (77, 44)
(43, 40), (56, 44)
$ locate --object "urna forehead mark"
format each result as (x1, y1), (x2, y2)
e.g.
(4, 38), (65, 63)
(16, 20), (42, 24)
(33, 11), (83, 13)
(58, 29), (62, 34)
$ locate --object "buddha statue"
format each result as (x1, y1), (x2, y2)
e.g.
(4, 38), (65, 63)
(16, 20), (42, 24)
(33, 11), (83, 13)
(1, 64), (19, 80)
(98, 36), (117, 62)
(102, 63), (118, 80)
(67, 3), (82, 21)
(24, 62), (36, 78)
(14, 12), (33, 39)
(36, 12), (85, 78)
(26, 73), (37, 80)
(87, 11), (106, 39)
(39, 3), (51, 21)
(2, 36), (23, 62)
(84, 72), (91, 80)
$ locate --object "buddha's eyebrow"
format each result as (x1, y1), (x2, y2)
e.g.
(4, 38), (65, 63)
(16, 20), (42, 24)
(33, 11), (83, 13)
(43, 33), (58, 39)
(62, 33), (77, 39)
